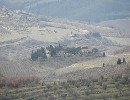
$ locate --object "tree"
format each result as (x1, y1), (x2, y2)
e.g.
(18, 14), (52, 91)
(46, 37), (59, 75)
(92, 48), (98, 53)
(102, 83), (107, 90)
(86, 32), (101, 39)
(117, 58), (121, 65)
(61, 94), (67, 99)
(31, 51), (38, 61)
(100, 75), (104, 80)
(123, 58), (126, 63)
(66, 47), (81, 55)
(92, 32), (101, 38)
(31, 47), (47, 61)
(103, 52), (106, 57)
(103, 63), (105, 67)
(113, 94), (118, 99)
(120, 76), (129, 84)
(85, 90), (90, 96)
(40, 47), (47, 60)
(48, 45), (56, 56)
(31, 50), (34, 60)
(115, 82), (120, 89)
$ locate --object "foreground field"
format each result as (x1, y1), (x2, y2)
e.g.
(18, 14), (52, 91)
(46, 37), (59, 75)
(0, 74), (130, 100)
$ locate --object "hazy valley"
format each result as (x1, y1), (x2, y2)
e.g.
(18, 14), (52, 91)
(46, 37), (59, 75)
(0, 1), (130, 100)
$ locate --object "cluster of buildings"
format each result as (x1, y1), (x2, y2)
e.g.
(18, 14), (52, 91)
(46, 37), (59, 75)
(44, 45), (92, 59)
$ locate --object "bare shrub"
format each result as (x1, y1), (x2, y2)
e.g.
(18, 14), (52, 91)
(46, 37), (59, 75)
(0, 75), (39, 88)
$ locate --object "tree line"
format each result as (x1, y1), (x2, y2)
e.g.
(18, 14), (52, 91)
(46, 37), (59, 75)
(31, 44), (65, 61)
(31, 47), (47, 61)
(31, 44), (100, 61)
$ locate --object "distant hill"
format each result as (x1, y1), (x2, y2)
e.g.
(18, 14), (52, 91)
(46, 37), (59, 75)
(98, 18), (130, 32)
(0, 0), (130, 22)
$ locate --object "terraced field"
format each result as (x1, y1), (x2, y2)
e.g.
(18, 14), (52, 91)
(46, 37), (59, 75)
(0, 75), (130, 100)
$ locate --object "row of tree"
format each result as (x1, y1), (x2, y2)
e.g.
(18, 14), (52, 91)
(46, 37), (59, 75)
(31, 47), (47, 61)
(85, 32), (101, 39)
(46, 44), (63, 56)
(117, 58), (126, 64)
(31, 44), (100, 61)
(31, 44), (63, 61)
(46, 45), (82, 56)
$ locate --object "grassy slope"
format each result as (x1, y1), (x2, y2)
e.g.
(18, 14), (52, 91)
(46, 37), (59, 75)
(98, 18), (130, 32)
(0, 60), (54, 78)
(55, 53), (130, 75)
(0, 33), (26, 42)
(106, 37), (130, 46)
(28, 26), (73, 42)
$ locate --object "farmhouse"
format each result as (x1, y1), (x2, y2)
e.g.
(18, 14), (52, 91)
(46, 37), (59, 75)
(45, 49), (50, 59)
(56, 50), (65, 57)
(81, 46), (90, 54)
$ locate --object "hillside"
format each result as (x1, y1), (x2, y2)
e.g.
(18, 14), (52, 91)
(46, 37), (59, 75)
(1, 63), (130, 100)
(0, 0), (130, 22)
(0, 7), (130, 73)
(0, 6), (130, 100)
(98, 18), (130, 32)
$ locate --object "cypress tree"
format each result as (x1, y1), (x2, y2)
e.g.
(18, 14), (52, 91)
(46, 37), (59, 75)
(117, 58), (121, 65)
(123, 58), (126, 63)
